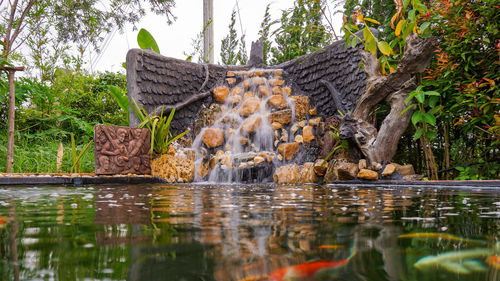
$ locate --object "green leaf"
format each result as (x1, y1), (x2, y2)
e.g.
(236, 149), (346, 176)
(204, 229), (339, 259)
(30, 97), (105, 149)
(137, 28), (160, 54)
(108, 85), (129, 112)
(350, 37), (358, 48)
(413, 127), (424, 140)
(416, 91), (425, 103)
(412, 110), (423, 126)
(408, 10), (416, 23)
(420, 22), (430, 33)
(425, 130), (437, 139)
(406, 90), (419, 104)
(401, 103), (417, 115)
(422, 112), (436, 125)
(428, 96), (439, 108)
(424, 91), (440, 96)
(377, 41), (393, 56)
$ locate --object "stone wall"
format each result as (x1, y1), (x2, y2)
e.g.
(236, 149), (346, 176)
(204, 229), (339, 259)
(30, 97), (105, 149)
(126, 37), (367, 138)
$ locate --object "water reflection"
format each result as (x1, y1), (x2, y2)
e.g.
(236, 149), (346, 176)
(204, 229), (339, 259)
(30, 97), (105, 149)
(0, 184), (499, 280)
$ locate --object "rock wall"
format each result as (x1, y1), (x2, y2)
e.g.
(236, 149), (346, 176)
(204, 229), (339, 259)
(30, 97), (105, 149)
(126, 37), (366, 137)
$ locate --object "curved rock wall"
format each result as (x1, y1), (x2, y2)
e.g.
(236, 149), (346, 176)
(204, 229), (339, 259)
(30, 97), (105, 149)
(126, 39), (366, 137)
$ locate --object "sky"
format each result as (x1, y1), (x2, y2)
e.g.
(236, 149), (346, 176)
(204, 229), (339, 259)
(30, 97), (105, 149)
(91, 0), (342, 73)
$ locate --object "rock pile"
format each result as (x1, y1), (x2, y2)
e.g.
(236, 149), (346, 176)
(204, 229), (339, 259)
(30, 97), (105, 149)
(190, 69), (321, 182)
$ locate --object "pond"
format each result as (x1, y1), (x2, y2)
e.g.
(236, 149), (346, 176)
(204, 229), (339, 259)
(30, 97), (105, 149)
(0, 183), (499, 281)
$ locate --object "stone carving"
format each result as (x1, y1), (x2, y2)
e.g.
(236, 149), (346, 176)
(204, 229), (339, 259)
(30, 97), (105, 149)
(94, 125), (151, 175)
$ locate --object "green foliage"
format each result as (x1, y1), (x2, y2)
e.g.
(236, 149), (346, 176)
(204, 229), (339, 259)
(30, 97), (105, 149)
(257, 4), (275, 65)
(0, 134), (95, 173)
(404, 85), (441, 141)
(131, 99), (189, 156)
(220, 10), (247, 65)
(270, 0), (332, 65)
(321, 125), (350, 166)
(137, 28), (160, 54)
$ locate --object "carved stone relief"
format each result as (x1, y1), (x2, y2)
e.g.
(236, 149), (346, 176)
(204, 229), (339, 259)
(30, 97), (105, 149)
(94, 125), (151, 175)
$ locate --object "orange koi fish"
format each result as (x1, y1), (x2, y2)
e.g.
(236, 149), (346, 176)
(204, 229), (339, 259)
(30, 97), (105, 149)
(487, 255), (500, 270)
(268, 259), (350, 281)
(398, 233), (486, 244)
(0, 216), (10, 224)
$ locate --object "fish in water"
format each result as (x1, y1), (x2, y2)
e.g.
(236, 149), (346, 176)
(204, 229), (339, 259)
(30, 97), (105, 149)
(487, 255), (500, 270)
(414, 248), (494, 274)
(398, 232), (486, 244)
(317, 245), (346, 250)
(268, 258), (352, 281)
(0, 216), (10, 224)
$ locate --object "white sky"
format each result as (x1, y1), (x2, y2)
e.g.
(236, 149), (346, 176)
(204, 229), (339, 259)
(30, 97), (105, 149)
(91, 0), (343, 73)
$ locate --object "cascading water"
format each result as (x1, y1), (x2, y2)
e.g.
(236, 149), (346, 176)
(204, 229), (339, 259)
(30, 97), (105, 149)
(192, 69), (320, 183)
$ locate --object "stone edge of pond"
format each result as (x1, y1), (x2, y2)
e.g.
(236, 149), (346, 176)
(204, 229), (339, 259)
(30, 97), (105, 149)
(0, 174), (165, 186)
(0, 175), (498, 188)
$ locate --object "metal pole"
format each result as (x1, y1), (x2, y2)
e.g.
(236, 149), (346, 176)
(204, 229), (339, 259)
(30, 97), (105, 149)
(203, 0), (214, 63)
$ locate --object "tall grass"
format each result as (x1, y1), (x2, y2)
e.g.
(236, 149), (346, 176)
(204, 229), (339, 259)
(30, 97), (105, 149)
(0, 134), (94, 173)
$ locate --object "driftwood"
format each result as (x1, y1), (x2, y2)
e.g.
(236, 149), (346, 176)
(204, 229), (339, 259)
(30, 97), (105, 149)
(323, 33), (438, 165)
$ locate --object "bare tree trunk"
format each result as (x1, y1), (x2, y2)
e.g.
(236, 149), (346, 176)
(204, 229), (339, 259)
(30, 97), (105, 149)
(6, 70), (15, 173)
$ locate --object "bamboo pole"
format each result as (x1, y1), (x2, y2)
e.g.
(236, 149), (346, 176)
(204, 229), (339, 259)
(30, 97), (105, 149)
(2, 66), (24, 173)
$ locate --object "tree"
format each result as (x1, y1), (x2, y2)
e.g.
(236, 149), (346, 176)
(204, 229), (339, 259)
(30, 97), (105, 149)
(0, 0), (176, 172)
(270, 0), (331, 65)
(257, 4), (275, 65)
(220, 9), (247, 65)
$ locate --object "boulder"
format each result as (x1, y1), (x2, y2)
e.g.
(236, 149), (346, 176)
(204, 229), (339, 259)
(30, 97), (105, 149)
(267, 95), (287, 109)
(303, 126), (315, 142)
(227, 95), (242, 105)
(231, 86), (243, 96)
(253, 156), (265, 164)
(269, 109), (292, 125)
(395, 164), (415, 176)
(258, 85), (271, 97)
(240, 115), (262, 134)
(271, 122), (282, 130)
(273, 164), (300, 184)
(283, 86), (292, 96)
(213, 86), (230, 103)
(278, 142), (300, 161)
(308, 117), (322, 126)
(243, 91), (255, 99)
(202, 128), (224, 148)
(313, 160), (327, 176)
(239, 97), (261, 116)
(243, 79), (251, 90)
(226, 78), (236, 84)
(292, 96), (311, 121)
(358, 169), (379, 180)
(300, 162), (318, 183)
(381, 164), (397, 177)
(294, 135), (304, 143)
(272, 86), (283, 95)
(336, 162), (359, 180)
(372, 162), (383, 171)
(269, 79), (285, 86)
(226, 71), (235, 77)
(252, 76), (266, 85)
(309, 107), (317, 116)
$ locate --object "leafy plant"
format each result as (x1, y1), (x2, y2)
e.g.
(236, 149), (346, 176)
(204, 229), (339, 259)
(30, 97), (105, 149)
(321, 125), (350, 166)
(137, 28), (160, 54)
(131, 99), (189, 156)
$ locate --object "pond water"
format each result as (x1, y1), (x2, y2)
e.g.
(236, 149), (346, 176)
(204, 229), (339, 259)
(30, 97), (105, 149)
(0, 183), (499, 281)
